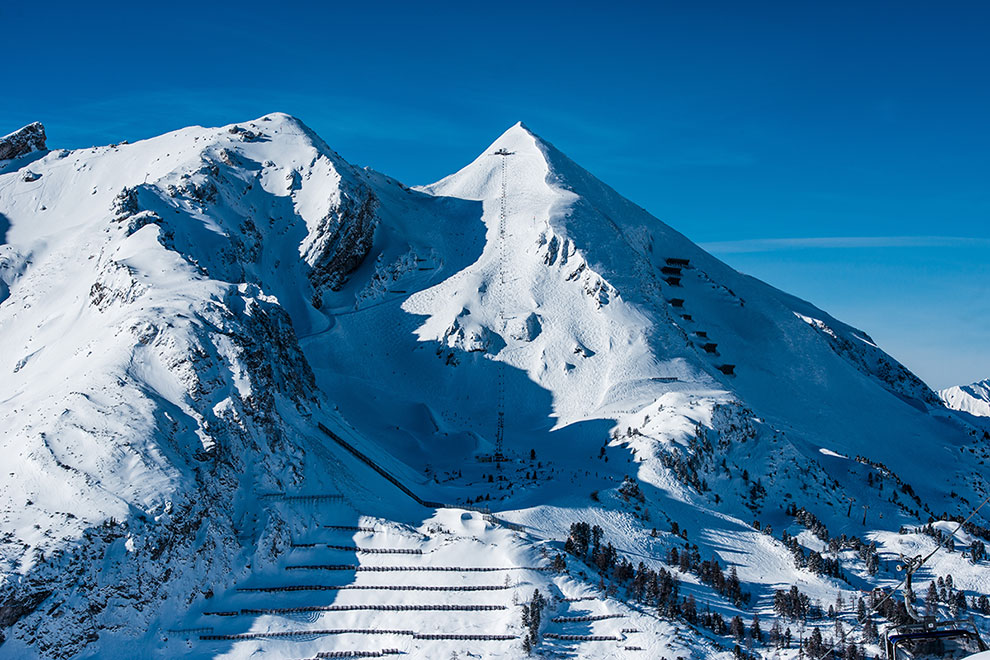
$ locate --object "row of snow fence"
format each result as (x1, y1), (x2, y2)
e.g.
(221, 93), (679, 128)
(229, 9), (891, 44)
(201, 630), (414, 641)
(543, 634), (622, 641)
(290, 544), (422, 554)
(560, 596), (596, 602)
(484, 514), (525, 532)
(241, 604), (507, 615)
(261, 493), (345, 503)
(314, 651), (401, 659)
(621, 628), (640, 634)
(237, 584), (513, 593)
(165, 627), (213, 635)
(413, 634), (516, 641)
(286, 564), (551, 572)
(311, 652), (397, 659)
(323, 525), (377, 533)
(202, 630), (518, 642)
(551, 613), (624, 623)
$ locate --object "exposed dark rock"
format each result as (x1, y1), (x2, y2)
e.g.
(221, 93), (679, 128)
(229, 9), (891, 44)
(0, 587), (52, 630)
(305, 189), (379, 294)
(0, 123), (47, 161)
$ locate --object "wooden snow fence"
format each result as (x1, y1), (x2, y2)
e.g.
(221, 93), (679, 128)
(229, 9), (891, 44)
(551, 613), (624, 623)
(201, 629), (414, 641)
(313, 651), (402, 659)
(261, 493), (345, 503)
(312, 652), (391, 659)
(290, 544), (422, 554)
(543, 633), (622, 641)
(241, 604), (506, 616)
(285, 564), (552, 572)
(202, 630), (516, 642)
(237, 584), (513, 593)
(165, 627), (213, 636)
(413, 633), (516, 641)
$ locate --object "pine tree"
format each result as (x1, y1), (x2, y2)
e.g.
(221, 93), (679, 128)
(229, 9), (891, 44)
(770, 619), (782, 648)
(926, 582), (939, 615)
(731, 615), (746, 641)
(954, 590), (967, 614)
(807, 627), (824, 658)
(520, 588), (547, 654)
(682, 595), (698, 623)
(751, 614), (763, 644)
(863, 620), (879, 644)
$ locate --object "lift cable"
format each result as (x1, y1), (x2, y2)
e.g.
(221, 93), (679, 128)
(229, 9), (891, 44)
(812, 492), (990, 660)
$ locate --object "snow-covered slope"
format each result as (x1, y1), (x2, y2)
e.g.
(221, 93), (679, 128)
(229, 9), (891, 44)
(1, 116), (988, 660)
(941, 379), (990, 418)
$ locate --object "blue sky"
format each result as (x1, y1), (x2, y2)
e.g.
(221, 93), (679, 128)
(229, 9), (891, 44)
(3, 1), (987, 388)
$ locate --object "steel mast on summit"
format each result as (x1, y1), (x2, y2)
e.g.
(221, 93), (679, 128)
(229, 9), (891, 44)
(491, 147), (513, 466)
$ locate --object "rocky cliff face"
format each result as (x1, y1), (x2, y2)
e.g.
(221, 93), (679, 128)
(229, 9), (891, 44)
(0, 114), (389, 655)
(0, 123), (46, 161)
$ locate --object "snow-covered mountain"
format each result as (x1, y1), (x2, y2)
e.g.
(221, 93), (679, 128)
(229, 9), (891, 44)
(1, 115), (988, 660)
(941, 379), (990, 418)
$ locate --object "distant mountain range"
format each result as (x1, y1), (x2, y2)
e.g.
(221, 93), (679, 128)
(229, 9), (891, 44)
(941, 378), (990, 418)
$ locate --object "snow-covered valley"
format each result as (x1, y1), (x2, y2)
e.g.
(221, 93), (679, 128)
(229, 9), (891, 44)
(0, 115), (988, 659)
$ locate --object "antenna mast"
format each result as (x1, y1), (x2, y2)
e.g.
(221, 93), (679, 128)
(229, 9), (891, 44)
(492, 147), (513, 465)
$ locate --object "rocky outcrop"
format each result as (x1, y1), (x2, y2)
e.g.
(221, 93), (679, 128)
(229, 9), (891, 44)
(0, 123), (46, 161)
(305, 188), (379, 294)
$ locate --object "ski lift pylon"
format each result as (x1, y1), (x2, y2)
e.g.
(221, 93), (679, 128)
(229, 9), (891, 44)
(883, 554), (987, 659)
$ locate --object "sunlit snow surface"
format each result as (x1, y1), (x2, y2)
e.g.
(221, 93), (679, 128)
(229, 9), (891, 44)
(0, 115), (988, 659)
(942, 379), (990, 418)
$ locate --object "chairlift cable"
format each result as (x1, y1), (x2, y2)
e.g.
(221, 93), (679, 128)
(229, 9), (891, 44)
(812, 492), (990, 660)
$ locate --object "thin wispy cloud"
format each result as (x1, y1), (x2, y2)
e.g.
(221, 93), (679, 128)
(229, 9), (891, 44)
(701, 236), (990, 254)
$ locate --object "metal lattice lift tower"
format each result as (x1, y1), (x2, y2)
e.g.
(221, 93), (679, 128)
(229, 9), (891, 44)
(492, 148), (513, 466)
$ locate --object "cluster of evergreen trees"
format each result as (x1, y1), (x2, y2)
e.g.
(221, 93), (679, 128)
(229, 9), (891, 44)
(786, 503), (830, 541)
(779, 530), (844, 579)
(923, 574), (990, 618)
(854, 455), (926, 518)
(563, 522), (681, 617)
(667, 546), (750, 606)
(773, 585), (815, 621)
(915, 522), (989, 563)
(803, 626), (869, 660)
(780, 503), (880, 576)
(520, 589), (547, 655)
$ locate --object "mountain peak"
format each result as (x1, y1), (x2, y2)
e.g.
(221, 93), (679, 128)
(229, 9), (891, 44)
(0, 121), (47, 161)
(940, 377), (990, 417)
(483, 121), (546, 158)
